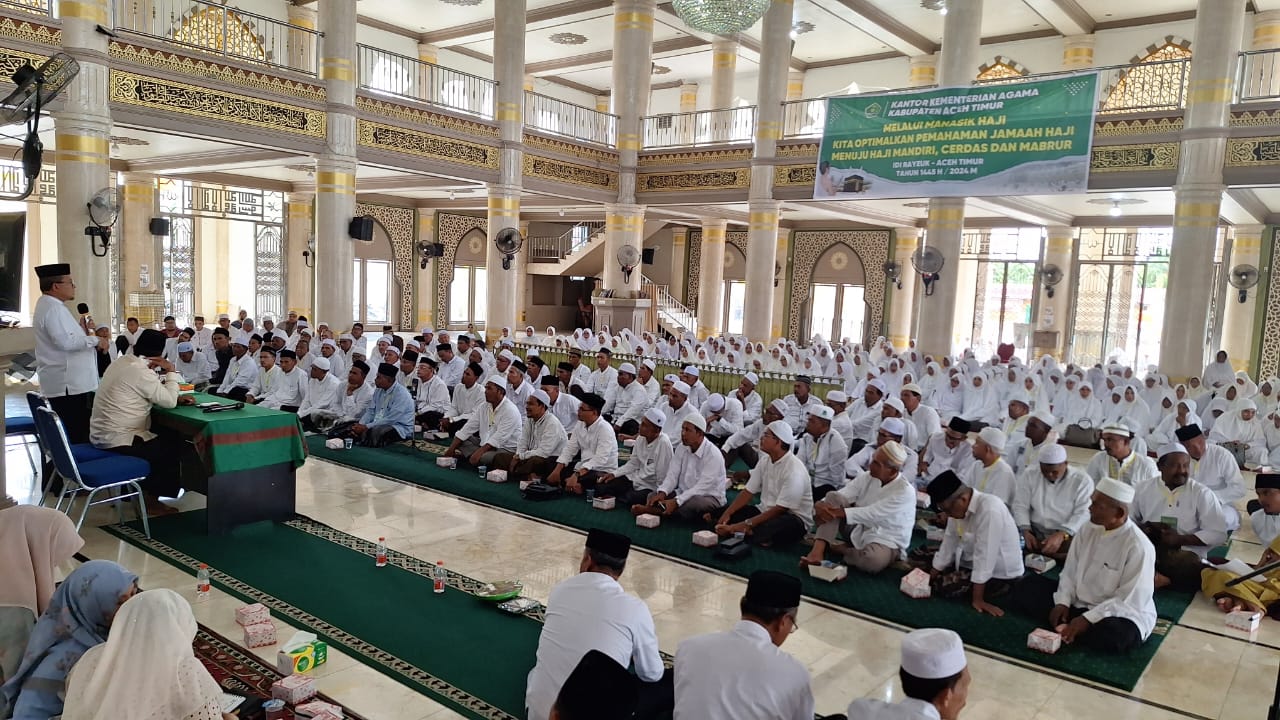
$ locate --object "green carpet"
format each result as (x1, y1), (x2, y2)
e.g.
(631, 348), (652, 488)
(103, 511), (542, 720)
(307, 436), (1196, 692)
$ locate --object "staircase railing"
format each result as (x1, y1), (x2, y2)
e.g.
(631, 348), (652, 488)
(643, 275), (696, 334)
(529, 222), (606, 262)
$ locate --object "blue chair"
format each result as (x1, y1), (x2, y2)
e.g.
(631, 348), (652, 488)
(5, 409), (39, 481)
(35, 406), (151, 538)
(26, 391), (114, 467)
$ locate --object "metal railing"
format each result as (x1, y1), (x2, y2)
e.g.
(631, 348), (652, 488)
(642, 106), (757, 149)
(525, 92), (617, 147)
(975, 58), (1191, 114)
(528, 222), (605, 262)
(643, 276), (697, 336)
(0, 0), (51, 16)
(782, 98), (826, 139)
(356, 44), (496, 119)
(112, 0), (321, 75)
(1238, 49), (1280, 102)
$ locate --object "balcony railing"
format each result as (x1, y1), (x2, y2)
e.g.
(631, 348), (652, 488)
(1238, 49), (1280, 102)
(529, 222), (605, 261)
(356, 44), (495, 120)
(642, 106), (756, 149)
(524, 92), (617, 147)
(0, 0), (50, 16)
(113, 0), (321, 75)
(782, 98), (826, 139)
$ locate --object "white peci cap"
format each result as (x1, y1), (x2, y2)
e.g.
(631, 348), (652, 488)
(1096, 477), (1135, 504)
(900, 628), (967, 680)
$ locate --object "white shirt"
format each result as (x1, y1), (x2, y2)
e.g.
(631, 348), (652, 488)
(830, 411), (856, 455)
(437, 356), (465, 388)
(674, 621), (814, 720)
(446, 381), (485, 423)
(921, 432), (976, 487)
(638, 376), (661, 409)
(1191, 444), (1246, 529)
(723, 419), (765, 453)
(217, 353), (259, 394)
(1013, 466), (1092, 535)
(933, 490), (1025, 584)
(604, 380), (649, 426)
(1054, 519), (1158, 640)
(556, 417), (618, 472)
(688, 380), (710, 410)
(259, 367), (304, 409)
(1085, 449), (1158, 487)
(847, 697), (943, 720)
(744, 451), (814, 529)
(321, 350), (346, 381)
(830, 471), (916, 554)
(507, 378), (533, 415)
(736, 390), (763, 425)
(703, 397), (745, 438)
(89, 356), (181, 449)
(518, 412), (568, 460)
(414, 374), (451, 416)
(526, 572), (663, 720)
(569, 363), (593, 392)
(962, 457), (1017, 508)
(457, 398), (522, 452)
(1251, 509), (1280, 546)
(191, 326), (213, 353)
(846, 399), (883, 444)
(796, 429), (848, 491)
(173, 352), (211, 385)
(550, 392), (582, 434)
(905, 404), (942, 452)
(298, 373), (344, 418)
(589, 366), (618, 398)
(659, 437), (728, 506)
(615, 433), (673, 492)
(33, 294), (100, 396)
(248, 364), (282, 402)
(661, 402), (699, 443)
(782, 394), (823, 434)
(1130, 477), (1230, 558)
(341, 381), (375, 422)
(845, 443), (920, 488)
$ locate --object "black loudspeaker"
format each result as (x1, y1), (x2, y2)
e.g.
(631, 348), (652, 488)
(148, 218), (170, 236)
(348, 215), (374, 241)
(641, 247), (656, 265)
(0, 213), (26, 312)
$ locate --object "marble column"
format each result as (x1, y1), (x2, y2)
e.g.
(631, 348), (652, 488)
(696, 219), (727, 337)
(888, 228), (920, 349)
(1248, 11), (1280, 98)
(908, 54), (938, 88)
(418, 43), (440, 104)
(603, 204), (644, 296)
(484, 0), (526, 342)
(772, 226), (790, 342)
(286, 192), (314, 317)
(54, 0), (112, 322)
(1221, 224), (1263, 372)
(742, 0), (793, 343)
(315, 0), (358, 328)
(596, 94), (611, 113)
(1036, 226), (1074, 360)
(120, 173), (159, 325)
(915, 0), (982, 359)
(787, 70), (805, 101)
(710, 37), (738, 108)
(416, 209), (437, 331)
(1158, 0), (1246, 379)
(214, 219), (231, 316)
(679, 82), (699, 144)
(1062, 34), (1095, 70)
(670, 226), (688, 296)
(286, 3), (317, 73)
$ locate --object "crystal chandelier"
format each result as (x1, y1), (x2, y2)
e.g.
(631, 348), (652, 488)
(671, 0), (770, 35)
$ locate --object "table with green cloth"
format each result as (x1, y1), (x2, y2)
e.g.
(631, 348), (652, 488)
(152, 392), (307, 534)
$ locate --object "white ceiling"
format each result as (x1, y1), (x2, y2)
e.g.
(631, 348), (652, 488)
(1076, 0), (1198, 23)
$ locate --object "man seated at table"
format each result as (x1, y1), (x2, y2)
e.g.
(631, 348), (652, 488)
(547, 393), (619, 495)
(596, 409), (673, 507)
(212, 332), (258, 401)
(244, 347), (282, 406)
(89, 328), (196, 514)
(172, 341), (211, 390)
(445, 375), (522, 467)
(256, 349), (305, 412)
(413, 357), (451, 431)
(927, 470), (1025, 616)
(330, 362), (415, 447)
(297, 356), (344, 431)
(496, 390), (567, 484)
(705, 421), (813, 548)
(206, 327), (233, 387)
(801, 441), (915, 573)
(631, 415), (727, 521)
(1013, 443), (1092, 562)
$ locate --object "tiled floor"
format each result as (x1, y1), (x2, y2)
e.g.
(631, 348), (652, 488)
(5, 436), (1278, 720)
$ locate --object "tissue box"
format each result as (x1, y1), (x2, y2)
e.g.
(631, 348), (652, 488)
(900, 568), (932, 599)
(1025, 554), (1057, 573)
(295, 700), (343, 718)
(692, 530), (718, 547)
(1226, 609), (1262, 632)
(486, 469), (509, 483)
(925, 526), (944, 542)
(1027, 628), (1062, 654)
(592, 496), (616, 510)
(235, 603), (270, 626)
(916, 491), (931, 508)
(324, 438), (344, 450)
(636, 514), (660, 528)
(270, 673), (316, 704)
(808, 561), (848, 583)
(243, 621), (277, 648)
(435, 457), (457, 468)
(277, 643), (315, 674)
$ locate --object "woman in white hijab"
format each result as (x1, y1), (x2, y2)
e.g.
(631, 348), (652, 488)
(61, 589), (228, 720)
(1151, 398), (1201, 449)
(1257, 378), (1280, 418)
(1022, 373), (1051, 413)
(1058, 382), (1103, 432)
(1202, 397), (1231, 433)
(1209, 398), (1268, 465)
(934, 373), (965, 418)
(960, 373), (1000, 426)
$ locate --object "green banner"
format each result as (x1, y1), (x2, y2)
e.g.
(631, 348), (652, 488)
(814, 73), (1099, 200)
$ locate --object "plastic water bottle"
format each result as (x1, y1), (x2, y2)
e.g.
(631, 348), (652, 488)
(195, 563), (211, 602)
(433, 560), (446, 594)
(375, 537), (388, 568)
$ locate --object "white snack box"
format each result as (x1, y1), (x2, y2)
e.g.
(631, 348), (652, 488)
(1226, 609), (1262, 632)
(592, 496), (616, 510)
(485, 469), (509, 483)
(519, 479), (534, 491)
(692, 530), (718, 547)
(636, 514), (660, 528)
(1025, 554), (1056, 573)
(1027, 629), (1062, 654)
(435, 457), (457, 469)
(808, 561), (848, 583)
(899, 568), (932, 599)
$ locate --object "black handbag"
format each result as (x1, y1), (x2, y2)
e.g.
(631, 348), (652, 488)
(522, 482), (563, 501)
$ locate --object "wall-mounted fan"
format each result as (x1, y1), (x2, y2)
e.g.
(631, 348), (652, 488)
(494, 227), (522, 270)
(85, 187), (120, 257)
(774, 261), (782, 288)
(617, 244), (641, 283)
(911, 246), (945, 296)
(1228, 263), (1259, 303)
(883, 260), (902, 290)
(1041, 263), (1064, 298)
(0, 52), (79, 201)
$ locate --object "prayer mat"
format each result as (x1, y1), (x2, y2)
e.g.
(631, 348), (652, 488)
(305, 436), (1198, 692)
(195, 624), (367, 720)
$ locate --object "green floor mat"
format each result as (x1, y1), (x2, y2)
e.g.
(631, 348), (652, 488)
(103, 511), (542, 720)
(307, 436), (1195, 691)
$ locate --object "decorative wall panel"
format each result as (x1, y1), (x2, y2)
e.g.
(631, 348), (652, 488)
(788, 230), (890, 344)
(356, 202), (416, 329)
(637, 167), (750, 192)
(110, 42), (325, 102)
(1090, 143), (1178, 172)
(687, 230), (748, 309)
(358, 119), (498, 169)
(1260, 228), (1280, 379)
(522, 155), (618, 191)
(436, 213), (487, 325)
(109, 70), (325, 136)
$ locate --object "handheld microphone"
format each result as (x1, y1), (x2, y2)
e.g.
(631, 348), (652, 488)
(77, 303), (93, 333)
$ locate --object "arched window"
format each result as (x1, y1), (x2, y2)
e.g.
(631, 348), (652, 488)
(171, 6), (267, 63)
(976, 56), (1028, 82)
(808, 244), (867, 342)
(1102, 39), (1192, 113)
(448, 229), (488, 330)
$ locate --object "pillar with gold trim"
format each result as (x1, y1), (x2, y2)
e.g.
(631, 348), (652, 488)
(888, 228), (920, 349)
(286, 192), (314, 318)
(596, 95), (611, 113)
(786, 71), (805, 101)
(1221, 224), (1264, 373)
(418, 43), (440, 104)
(287, 3), (318, 73)
(670, 226), (688, 300)
(1062, 34), (1095, 70)
(53, 0), (112, 322)
(771, 225), (790, 342)
(1248, 11), (1280, 99)
(1036, 226), (1074, 360)
(696, 219), (727, 338)
(314, 0), (358, 328)
(679, 82), (699, 144)
(484, 0), (526, 342)
(120, 173), (160, 321)
(415, 209), (437, 330)
(908, 54), (938, 88)
(1159, 0), (1246, 378)
(710, 37), (738, 143)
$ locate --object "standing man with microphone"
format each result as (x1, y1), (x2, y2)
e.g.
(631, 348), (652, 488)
(33, 263), (106, 444)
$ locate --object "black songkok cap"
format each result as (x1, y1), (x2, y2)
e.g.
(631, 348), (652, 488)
(250, 333), (264, 344)
(579, 392), (606, 412)
(351, 360), (370, 376)
(377, 362), (399, 379)
(558, 362), (574, 372)
(585, 528), (631, 559)
(436, 343), (452, 352)
(1175, 424), (1203, 442)
(419, 356), (438, 369)
(552, 650), (638, 720)
(133, 329), (167, 358)
(279, 349), (297, 360)
(511, 359), (527, 373)
(927, 470), (965, 511)
(947, 416), (971, 434)
(212, 327), (230, 338)
(403, 349), (419, 363)
(34, 263), (69, 278)
(540, 375), (559, 387)
(744, 570), (801, 608)
(796, 374), (813, 386)
(1257, 473), (1280, 491)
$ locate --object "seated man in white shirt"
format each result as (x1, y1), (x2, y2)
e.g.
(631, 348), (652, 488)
(1085, 424), (1157, 487)
(781, 375), (823, 434)
(795, 405), (847, 498)
(632, 414), (727, 522)
(1131, 443), (1230, 592)
(673, 571), (813, 720)
(507, 359), (534, 415)
(602, 362), (647, 436)
(244, 348), (282, 406)
(845, 417), (920, 487)
(919, 416), (975, 489)
(963, 427), (1017, 508)
(706, 421), (813, 548)
(722, 399), (787, 472)
(679, 365), (709, 409)
(547, 393), (619, 495)
(846, 629), (970, 720)
(526, 529), (668, 720)
(802, 440), (916, 574)
(335, 360), (375, 425)
(1008, 409), (1058, 475)
(172, 341), (211, 389)
(213, 333), (258, 401)
(256, 349), (305, 411)
(440, 361), (485, 435)
(413, 357), (451, 430)
(826, 390), (856, 456)
(541, 374), (582, 435)
(297, 356), (344, 431)
(927, 470), (1025, 616)
(1174, 423), (1246, 531)
(589, 349), (619, 399)
(435, 343), (465, 390)
(496, 390), (567, 484)
(444, 376), (523, 468)
(701, 393), (744, 446)
(596, 409), (672, 509)
(661, 380), (699, 443)
(1250, 473), (1280, 546)
(846, 379), (887, 454)
(1013, 443), (1092, 561)
(734, 371), (764, 425)
(901, 383), (942, 453)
